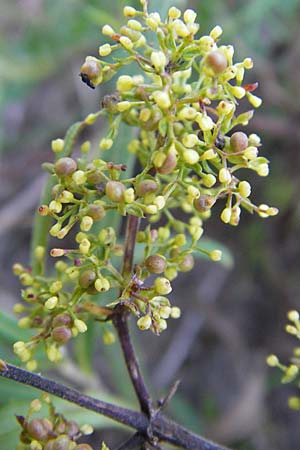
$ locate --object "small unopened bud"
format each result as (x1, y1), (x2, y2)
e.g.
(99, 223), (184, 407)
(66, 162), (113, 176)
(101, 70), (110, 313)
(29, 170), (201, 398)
(74, 319), (88, 333)
(209, 249), (222, 261)
(219, 168), (231, 183)
(206, 51), (228, 74)
(99, 43), (112, 57)
(45, 296), (58, 310)
(80, 216), (94, 232)
(137, 315), (152, 331)
(51, 138), (64, 153)
(171, 306), (181, 319)
(154, 277), (172, 295)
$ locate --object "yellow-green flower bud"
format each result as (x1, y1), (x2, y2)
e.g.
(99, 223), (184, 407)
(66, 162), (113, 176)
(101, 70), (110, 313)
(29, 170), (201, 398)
(152, 91), (171, 109)
(238, 181), (251, 198)
(171, 306), (181, 319)
(202, 174), (216, 188)
(102, 24), (115, 36)
(210, 25), (223, 40)
(195, 113), (214, 131)
(231, 86), (246, 99)
(117, 75), (134, 92)
(168, 6), (181, 19)
(209, 249), (222, 261)
(183, 9), (197, 24)
(124, 188), (135, 203)
(218, 167), (231, 184)
(154, 195), (166, 210)
(154, 277), (172, 295)
(137, 315), (152, 331)
(45, 296), (58, 310)
(244, 146), (258, 160)
(119, 36), (133, 50)
(80, 216), (94, 232)
(173, 19), (189, 37)
(117, 101), (131, 112)
(79, 238), (91, 254)
(74, 319), (88, 333)
(247, 93), (262, 108)
(220, 207), (232, 223)
(49, 200), (62, 214)
(123, 6), (137, 17)
(151, 51), (167, 72)
(51, 138), (64, 153)
(288, 310), (300, 322)
(99, 43), (112, 57)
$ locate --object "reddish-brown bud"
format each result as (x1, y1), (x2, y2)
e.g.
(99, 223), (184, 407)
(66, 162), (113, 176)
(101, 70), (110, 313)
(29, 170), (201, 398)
(55, 158), (77, 176)
(52, 313), (72, 327)
(105, 181), (125, 202)
(52, 435), (72, 450)
(145, 254), (167, 274)
(157, 152), (177, 175)
(27, 418), (49, 440)
(135, 179), (158, 197)
(52, 326), (72, 343)
(178, 254), (194, 272)
(194, 195), (216, 212)
(87, 204), (106, 221)
(206, 51), (228, 74)
(79, 269), (97, 289)
(230, 131), (248, 152)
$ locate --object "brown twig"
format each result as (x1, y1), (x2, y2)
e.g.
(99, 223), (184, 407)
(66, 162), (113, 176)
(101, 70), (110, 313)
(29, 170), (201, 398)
(0, 363), (228, 450)
(112, 215), (154, 417)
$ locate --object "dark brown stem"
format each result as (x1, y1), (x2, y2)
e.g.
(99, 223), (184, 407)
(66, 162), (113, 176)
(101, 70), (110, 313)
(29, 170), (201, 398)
(113, 215), (154, 417)
(0, 363), (228, 450)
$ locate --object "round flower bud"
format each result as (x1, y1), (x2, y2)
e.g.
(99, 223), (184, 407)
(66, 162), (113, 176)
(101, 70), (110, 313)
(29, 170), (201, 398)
(168, 6), (181, 19)
(135, 179), (158, 197)
(209, 249), (222, 261)
(178, 254), (194, 272)
(288, 310), (300, 322)
(244, 146), (258, 160)
(99, 138), (113, 150)
(79, 269), (96, 289)
(53, 313), (72, 327)
(119, 36), (133, 50)
(218, 167), (231, 184)
(202, 174), (216, 188)
(52, 326), (72, 343)
(154, 277), (172, 295)
(194, 194), (215, 212)
(80, 216), (93, 232)
(102, 24), (115, 36)
(195, 113), (214, 131)
(145, 254), (167, 274)
(171, 306), (181, 319)
(52, 435), (72, 450)
(173, 19), (189, 37)
(117, 75), (134, 92)
(105, 181), (125, 202)
(99, 43), (112, 57)
(45, 296), (58, 310)
(55, 157), (77, 176)
(87, 204), (106, 221)
(210, 25), (223, 40)
(238, 181), (251, 198)
(183, 149), (199, 165)
(152, 91), (171, 109)
(157, 318), (167, 332)
(206, 50), (228, 74)
(220, 207), (232, 223)
(123, 6), (137, 16)
(231, 86), (246, 99)
(137, 315), (152, 331)
(157, 150), (177, 174)
(151, 51), (167, 72)
(51, 138), (64, 153)
(80, 59), (101, 82)
(230, 131), (248, 152)
(72, 170), (87, 185)
(27, 419), (49, 440)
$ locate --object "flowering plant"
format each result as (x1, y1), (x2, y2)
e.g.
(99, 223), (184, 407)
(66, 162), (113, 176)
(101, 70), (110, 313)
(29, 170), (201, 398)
(0, 2), (278, 449)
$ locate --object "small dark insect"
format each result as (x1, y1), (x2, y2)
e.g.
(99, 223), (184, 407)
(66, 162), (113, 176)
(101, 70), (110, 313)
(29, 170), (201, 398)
(79, 73), (95, 89)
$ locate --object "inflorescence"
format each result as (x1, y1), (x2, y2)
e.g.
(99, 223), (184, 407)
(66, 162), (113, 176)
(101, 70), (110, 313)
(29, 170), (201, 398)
(13, 2), (278, 370)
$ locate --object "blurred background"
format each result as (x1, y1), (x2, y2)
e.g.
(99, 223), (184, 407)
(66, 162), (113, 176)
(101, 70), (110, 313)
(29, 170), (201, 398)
(1, 0), (300, 449)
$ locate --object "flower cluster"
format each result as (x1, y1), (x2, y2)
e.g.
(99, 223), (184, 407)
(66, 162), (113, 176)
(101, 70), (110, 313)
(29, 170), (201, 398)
(16, 395), (94, 450)
(13, 2), (277, 368)
(267, 310), (300, 410)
